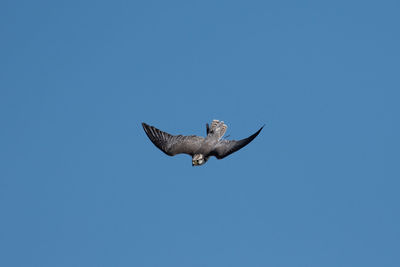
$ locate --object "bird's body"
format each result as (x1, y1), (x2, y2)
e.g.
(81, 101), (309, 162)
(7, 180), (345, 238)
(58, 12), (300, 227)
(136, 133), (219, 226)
(142, 120), (264, 166)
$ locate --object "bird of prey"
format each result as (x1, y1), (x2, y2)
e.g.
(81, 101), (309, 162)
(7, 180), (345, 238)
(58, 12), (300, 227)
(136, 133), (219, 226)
(142, 120), (264, 166)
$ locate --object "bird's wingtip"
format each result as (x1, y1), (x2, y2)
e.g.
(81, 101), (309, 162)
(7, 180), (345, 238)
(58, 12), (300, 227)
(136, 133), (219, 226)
(258, 124), (266, 131)
(142, 122), (150, 130)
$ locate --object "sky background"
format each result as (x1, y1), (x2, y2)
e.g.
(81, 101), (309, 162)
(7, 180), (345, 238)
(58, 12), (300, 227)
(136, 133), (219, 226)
(1, 0), (399, 266)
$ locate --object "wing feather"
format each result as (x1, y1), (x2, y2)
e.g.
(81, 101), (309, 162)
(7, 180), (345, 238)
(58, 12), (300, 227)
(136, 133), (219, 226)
(142, 123), (204, 156)
(211, 125), (264, 159)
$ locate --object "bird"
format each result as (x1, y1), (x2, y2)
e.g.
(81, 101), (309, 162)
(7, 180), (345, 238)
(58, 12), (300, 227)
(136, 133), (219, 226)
(142, 120), (264, 166)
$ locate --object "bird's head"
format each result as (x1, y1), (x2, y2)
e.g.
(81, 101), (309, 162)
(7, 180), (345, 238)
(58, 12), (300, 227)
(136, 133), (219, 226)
(192, 154), (207, 166)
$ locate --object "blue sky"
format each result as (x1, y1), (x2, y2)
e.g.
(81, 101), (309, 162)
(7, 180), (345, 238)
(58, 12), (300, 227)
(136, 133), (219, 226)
(1, 0), (399, 266)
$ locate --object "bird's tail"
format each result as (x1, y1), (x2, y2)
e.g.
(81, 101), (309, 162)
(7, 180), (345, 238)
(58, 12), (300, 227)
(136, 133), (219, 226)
(207, 119), (227, 140)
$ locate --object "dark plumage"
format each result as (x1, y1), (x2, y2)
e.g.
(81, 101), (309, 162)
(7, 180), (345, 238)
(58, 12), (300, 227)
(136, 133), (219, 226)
(142, 120), (264, 166)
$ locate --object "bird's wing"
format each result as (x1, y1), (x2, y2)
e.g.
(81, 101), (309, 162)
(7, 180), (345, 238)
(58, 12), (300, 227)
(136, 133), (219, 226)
(142, 123), (204, 156)
(210, 125), (264, 159)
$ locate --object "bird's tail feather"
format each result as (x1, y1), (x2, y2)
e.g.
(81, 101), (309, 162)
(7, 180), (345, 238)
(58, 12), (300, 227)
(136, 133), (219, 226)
(207, 119), (227, 140)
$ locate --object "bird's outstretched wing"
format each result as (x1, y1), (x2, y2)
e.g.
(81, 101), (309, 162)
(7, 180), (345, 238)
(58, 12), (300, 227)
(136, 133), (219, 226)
(142, 123), (204, 156)
(210, 125), (264, 159)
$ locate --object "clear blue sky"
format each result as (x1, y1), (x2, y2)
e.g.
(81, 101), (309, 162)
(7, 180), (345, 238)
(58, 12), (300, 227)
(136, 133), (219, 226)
(1, 1), (399, 266)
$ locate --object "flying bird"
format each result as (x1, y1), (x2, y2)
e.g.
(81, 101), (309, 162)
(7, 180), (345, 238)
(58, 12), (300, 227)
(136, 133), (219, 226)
(142, 120), (264, 166)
